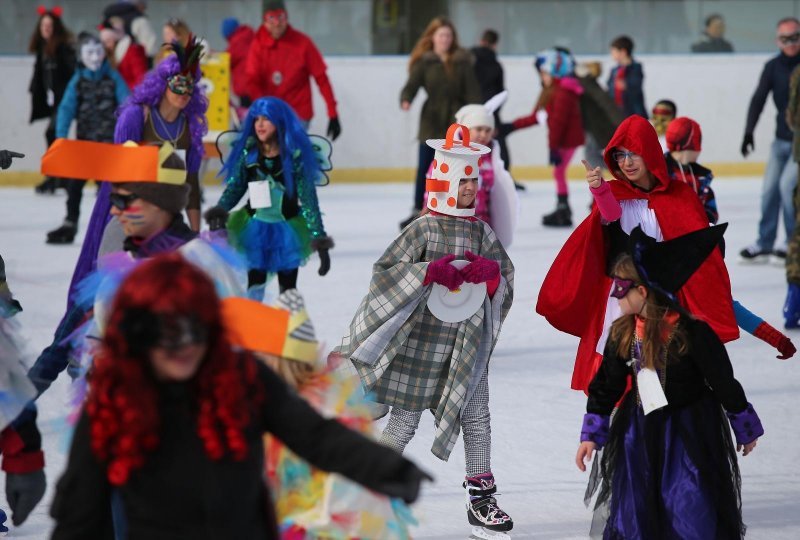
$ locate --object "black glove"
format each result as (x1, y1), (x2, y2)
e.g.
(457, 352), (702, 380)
(497, 123), (516, 138)
(741, 133), (754, 158)
(376, 460), (433, 504)
(203, 206), (229, 231)
(318, 248), (331, 276)
(327, 117), (342, 141)
(0, 150), (24, 170)
(549, 148), (562, 166)
(6, 470), (46, 526)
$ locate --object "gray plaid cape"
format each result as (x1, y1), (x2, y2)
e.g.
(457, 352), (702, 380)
(335, 214), (514, 459)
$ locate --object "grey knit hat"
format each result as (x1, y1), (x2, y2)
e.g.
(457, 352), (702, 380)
(118, 182), (189, 215)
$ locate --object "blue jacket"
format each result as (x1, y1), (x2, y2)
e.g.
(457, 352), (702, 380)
(55, 61), (129, 139)
(745, 52), (800, 141)
(606, 60), (647, 119)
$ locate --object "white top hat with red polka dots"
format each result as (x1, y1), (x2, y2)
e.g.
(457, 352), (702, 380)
(425, 123), (491, 218)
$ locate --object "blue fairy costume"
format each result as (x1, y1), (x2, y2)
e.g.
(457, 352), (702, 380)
(209, 97), (332, 298)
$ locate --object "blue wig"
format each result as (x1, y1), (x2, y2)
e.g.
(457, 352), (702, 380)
(220, 97), (321, 199)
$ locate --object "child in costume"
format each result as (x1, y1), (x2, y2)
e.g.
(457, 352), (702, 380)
(650, 99), (677, 153)
(45, 32), (129, 245)
(426, 93), (518, 248)
(576, 225), (763, 540)
(607, 35), (647, 118)
(50, 255), (429, 539)
(206, 96), (333, 301)
(665, 117), (795, 359)
(507, 48), (584, 227)
(242, 290), (415, 539)
(537, 115), (739, 393)
(336, 123), (514, 534)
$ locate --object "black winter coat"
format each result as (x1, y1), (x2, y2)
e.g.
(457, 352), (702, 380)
(471, 45), (504, 103)
(51, 357), (418, 540)
(29, 42), (75, 123)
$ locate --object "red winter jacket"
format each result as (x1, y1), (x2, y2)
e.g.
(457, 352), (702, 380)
(244, 25), (338, 121)
(227, 25), (255, 98)
(513, 76), (585, 149)
(115, 37), (148, 90)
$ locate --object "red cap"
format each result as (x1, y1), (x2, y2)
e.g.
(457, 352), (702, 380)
(666, 117), (702, 152)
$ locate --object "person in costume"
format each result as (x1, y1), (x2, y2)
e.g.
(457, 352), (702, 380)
(28, 6), (75, 195)
(241, 290), (415, 539)
(98, 20), (148, 90)
(205, 96), (333, 301)
(336, 123), (514, 534)
(45, 32), (130, 245)
(5, 139), (239, 526)
(444, 95), (517, 248)
(664, 116), (795, 359)
(505, 48), (585, 227)
(537, 114), (739, 393)
(49, 254), (429, 539)
(576, 225), (763, 540)
(650, 99), (677, 153)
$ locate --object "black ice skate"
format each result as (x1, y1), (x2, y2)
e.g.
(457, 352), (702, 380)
(46, 221), (77, 245)
(542, 201), (572, 227)
(464, 473), (513, 534)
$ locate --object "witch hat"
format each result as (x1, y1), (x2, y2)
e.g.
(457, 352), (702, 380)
(629, 223), (727, 296)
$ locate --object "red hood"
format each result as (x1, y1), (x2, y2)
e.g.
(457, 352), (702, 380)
(603, 115), (669, 192)
(228, 25), (254, 48)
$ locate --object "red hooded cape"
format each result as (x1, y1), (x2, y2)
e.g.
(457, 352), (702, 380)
(536, 115), (738, 391)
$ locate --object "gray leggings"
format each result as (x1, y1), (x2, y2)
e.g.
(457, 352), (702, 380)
(379, 367), (491, 476)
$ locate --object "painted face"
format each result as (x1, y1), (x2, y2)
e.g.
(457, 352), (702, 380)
(167, 74), (195, 96)
(80, 41), (105, 71)
(164, 85), (192, 110)
(254, 115), (277, 143)
(432, 26), (453, 54)
(469, 125), (493, 146)
(612, 146), (649, 185)
(777, 21), (800, 57)
(109, 187), (165, 239)
(264, 9), (288, 39)
(457, 177), (478, 208)
(149, 331), (207, 381)
(40, 15), (54, 41)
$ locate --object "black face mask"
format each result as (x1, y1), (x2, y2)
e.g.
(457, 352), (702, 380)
(120, 309), (208, 355)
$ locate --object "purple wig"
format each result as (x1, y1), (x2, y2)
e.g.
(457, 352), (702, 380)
(115, 54), (208, 173)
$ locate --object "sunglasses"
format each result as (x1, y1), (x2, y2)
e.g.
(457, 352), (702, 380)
(167, 74), (195, 96)
(109, 191), (139, 210)
(610, 277), (641, 299)
(779, 32), (800, 45)
(611, 150), (642, 163)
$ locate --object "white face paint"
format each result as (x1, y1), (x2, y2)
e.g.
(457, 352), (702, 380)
(80, 41), (105, 71)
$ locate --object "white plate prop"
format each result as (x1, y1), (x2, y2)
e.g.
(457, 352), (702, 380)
(426, 259), (488, 323)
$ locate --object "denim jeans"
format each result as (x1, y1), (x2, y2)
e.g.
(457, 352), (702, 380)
(757, 138), (797, 250)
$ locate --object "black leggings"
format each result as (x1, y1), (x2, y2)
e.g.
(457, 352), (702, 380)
(248, 268), (298, 293)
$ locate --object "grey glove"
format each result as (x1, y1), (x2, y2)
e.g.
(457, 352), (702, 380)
(6, 470), (46, 526)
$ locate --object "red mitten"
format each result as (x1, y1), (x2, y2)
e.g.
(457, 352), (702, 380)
(423, 254), (464, 291)
(460, 251), (500, 284)
(753, 321), (796, 359)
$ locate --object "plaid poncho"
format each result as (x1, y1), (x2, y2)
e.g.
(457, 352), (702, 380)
(335, 214), (514, 459)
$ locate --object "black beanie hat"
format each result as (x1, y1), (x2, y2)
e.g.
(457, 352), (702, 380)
(118, 182), (190, 215)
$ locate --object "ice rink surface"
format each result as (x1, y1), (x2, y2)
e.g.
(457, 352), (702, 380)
(1, 177), (798, 539)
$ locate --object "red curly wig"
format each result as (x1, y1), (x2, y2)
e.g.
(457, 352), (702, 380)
(86, 253), (261, 486)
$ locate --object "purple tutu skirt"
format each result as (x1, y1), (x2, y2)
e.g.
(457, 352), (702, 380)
(587, 391), (745, 540)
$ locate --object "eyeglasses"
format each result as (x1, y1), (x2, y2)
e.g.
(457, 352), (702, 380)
(779, 32), (800, 45)
(109, 192), (139, 210)
(611, 150), (642, 163)
(610, 277), (640, 299)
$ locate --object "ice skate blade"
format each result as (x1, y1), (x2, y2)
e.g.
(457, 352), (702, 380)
(738, 255), (771, 265)
(470, 526), (510, 539)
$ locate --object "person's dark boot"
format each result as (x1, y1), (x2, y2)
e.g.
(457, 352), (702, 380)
(513, 182), (527, 191)
(542, 195), (572, 227)
(35, 177), (58, 194)
(46, 220), (77, 244)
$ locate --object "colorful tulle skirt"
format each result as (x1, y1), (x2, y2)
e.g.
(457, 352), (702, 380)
(586, 391), (745, 540)
(227, 209), (312, 273)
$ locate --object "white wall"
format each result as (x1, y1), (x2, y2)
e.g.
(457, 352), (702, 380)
(0, 53), (780, 174)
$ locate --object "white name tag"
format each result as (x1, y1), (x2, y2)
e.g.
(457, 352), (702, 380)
(637, 367), (668, 415)
(173, 148), (187, 167)
(248, 180), (272, 209)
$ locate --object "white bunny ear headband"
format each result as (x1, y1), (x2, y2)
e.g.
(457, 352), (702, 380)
(484, 90), (508, 115)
